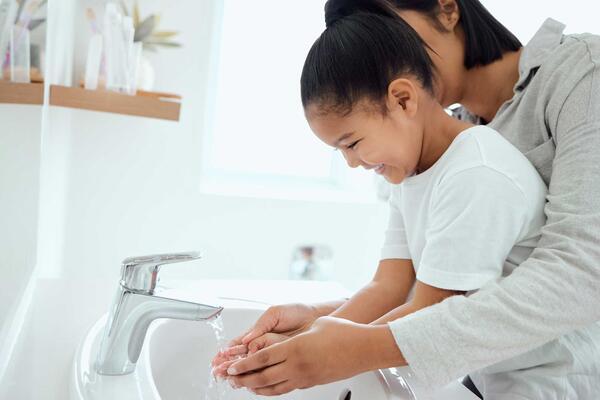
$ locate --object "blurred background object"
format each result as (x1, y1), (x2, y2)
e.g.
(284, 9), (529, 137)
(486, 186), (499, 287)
(290, 245), (334, 281)
(0, 0), (46, 82)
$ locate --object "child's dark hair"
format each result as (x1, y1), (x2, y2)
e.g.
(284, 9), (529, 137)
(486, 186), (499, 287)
(324, 0), (522, 70)
(300, 8), (435, 116)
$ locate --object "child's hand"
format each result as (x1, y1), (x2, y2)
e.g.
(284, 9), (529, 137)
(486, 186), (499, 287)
(226, 303), (320, 349)
(247, 332), (290, 354)
(211, 344), (249, 378)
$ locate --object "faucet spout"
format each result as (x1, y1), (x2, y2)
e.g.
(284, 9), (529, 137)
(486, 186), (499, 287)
(96, 288), (223, 375)
(96, 252), (223, 376)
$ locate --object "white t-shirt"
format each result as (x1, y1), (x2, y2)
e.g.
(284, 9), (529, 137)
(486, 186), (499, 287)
(381, 125), (547, 291)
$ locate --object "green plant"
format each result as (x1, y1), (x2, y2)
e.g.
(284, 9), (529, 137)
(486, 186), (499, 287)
(120, 1), (181, 52)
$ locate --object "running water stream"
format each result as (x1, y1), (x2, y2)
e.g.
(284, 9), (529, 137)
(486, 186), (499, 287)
(204, 314), (259, 400)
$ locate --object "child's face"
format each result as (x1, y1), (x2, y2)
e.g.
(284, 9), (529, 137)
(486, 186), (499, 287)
(306, 99), (423, 185)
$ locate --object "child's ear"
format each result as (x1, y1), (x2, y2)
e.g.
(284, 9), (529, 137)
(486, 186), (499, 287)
(387, 79), (419, 118)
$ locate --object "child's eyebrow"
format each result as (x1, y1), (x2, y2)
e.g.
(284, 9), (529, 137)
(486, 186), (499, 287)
(334, 132), (355, 147)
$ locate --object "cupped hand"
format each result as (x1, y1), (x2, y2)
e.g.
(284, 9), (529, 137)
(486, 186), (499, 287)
(225, 316), (405, 396)
(210, 303), (319, 368)
(212, 333), (290, 378)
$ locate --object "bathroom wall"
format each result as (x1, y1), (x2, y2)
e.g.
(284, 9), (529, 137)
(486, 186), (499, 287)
(0, 0), (75, 382)
(0, 105), (42, 372)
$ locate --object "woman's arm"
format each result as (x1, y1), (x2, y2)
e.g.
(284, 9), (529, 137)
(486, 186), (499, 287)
(329, 258), (415, 323)
(371, 281), (464, 325)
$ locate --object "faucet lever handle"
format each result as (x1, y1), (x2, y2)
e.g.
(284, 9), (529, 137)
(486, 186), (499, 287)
(120, 251), (201, 293)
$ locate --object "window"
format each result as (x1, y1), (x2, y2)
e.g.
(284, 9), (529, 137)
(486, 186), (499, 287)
(202, 0), (377, 202)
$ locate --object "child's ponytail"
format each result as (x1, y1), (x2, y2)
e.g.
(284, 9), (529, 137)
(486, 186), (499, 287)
(301, 10), (435, 116)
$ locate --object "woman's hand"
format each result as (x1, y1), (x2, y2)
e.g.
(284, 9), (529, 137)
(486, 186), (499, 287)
(225, 316), (406, 396)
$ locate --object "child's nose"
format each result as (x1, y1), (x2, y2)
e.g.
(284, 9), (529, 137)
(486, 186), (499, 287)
(342, 150), (361, 168)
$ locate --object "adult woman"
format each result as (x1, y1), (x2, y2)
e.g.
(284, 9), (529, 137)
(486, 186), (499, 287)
(218, 0), (600, 396)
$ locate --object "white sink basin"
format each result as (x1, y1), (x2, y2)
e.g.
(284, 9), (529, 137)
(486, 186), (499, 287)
(70, 294), (479, 400)
(146, 306), (404, 399)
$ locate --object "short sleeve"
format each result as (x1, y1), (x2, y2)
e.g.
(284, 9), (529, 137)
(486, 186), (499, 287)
(416, 166), (528, 291)
(380, 186), (411, 260)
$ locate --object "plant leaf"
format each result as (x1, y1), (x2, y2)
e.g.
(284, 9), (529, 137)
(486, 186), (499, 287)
(143, 41), (182, 48)
(134, 15), (156, 42)
(28, 18), (45, 31)
(147, 35), (181, 43)
(133, 2), (140, 27)
(151, 30), (179, 39)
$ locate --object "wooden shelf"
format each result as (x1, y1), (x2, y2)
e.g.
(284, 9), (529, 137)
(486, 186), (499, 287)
(49, 85), (181, 121)
(0, 81), (44, 105)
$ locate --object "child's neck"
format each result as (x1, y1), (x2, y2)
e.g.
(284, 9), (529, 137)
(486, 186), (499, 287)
(416, 104), (473, 174)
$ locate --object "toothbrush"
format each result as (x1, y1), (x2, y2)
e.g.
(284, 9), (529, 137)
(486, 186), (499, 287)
(86, 7), (107, 86)
(4, 0), (39, 69)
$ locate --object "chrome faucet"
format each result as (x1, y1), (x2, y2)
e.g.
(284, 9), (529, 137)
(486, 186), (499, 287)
(96, 251), (223, 375)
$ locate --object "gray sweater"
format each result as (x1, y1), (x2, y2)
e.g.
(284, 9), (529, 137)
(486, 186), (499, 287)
(388, 18), (600, 389)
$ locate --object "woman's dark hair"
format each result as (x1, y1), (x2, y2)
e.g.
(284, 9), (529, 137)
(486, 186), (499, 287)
(300, 9), (435, 115)
(324, 0), (522, 69)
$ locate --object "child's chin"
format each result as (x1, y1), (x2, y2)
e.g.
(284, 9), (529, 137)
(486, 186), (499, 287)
(384, 174), (404, 185)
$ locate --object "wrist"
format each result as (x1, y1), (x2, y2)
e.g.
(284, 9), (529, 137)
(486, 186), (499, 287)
(311, 299), (346, 318)
(364, 324), (407, 370)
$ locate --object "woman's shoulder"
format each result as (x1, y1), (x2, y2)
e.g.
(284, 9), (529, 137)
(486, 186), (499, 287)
(521, 19), (598, 93)
(541, 32), (600, 80)
(538, 31), (600, 138)
(516, 19), (600, 140)
(560, 32), (600, 64)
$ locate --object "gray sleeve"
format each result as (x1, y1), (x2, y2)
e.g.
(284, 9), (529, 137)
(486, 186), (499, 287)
(387, 53), (600, 386)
